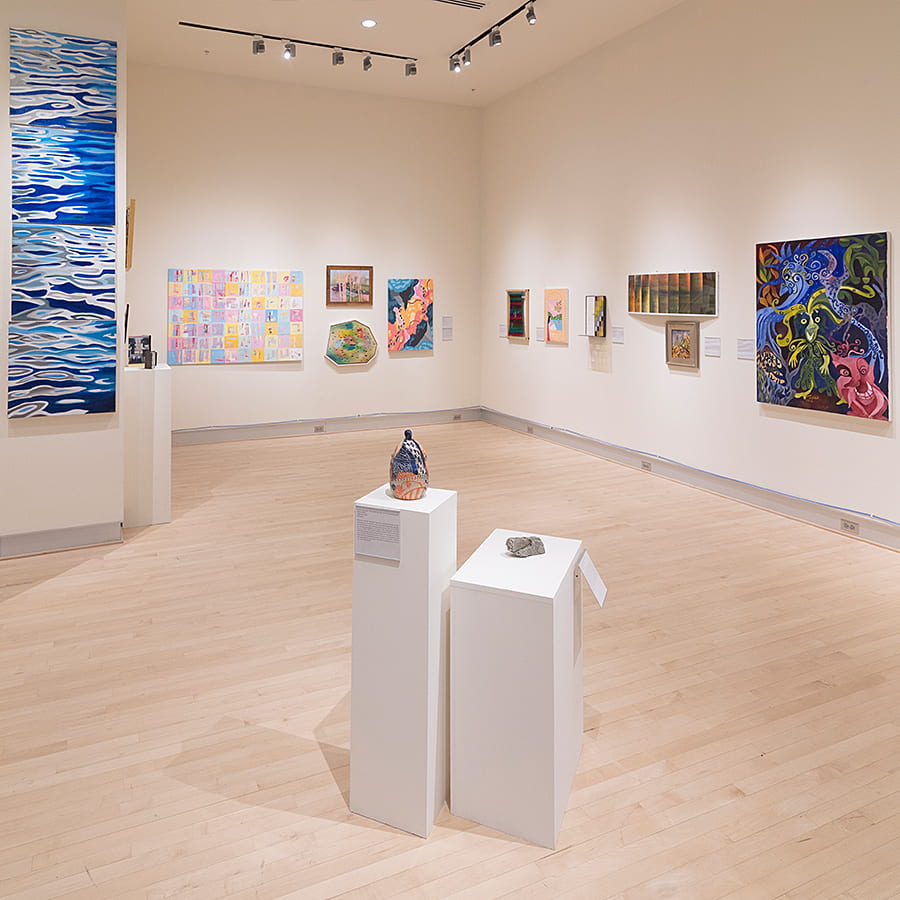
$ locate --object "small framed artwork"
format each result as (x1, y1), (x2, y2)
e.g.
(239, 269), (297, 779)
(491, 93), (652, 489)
(666, 320), (700, 369)
(127, 334), (151, 365)
(326, 266), (373, 305)
(585, 294), (606, 337)
(544, 287), (568, 344)
(506, 289), (529, 341)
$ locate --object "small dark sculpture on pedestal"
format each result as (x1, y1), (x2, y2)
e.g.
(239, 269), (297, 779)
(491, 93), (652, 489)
(390, 429), (429, 500)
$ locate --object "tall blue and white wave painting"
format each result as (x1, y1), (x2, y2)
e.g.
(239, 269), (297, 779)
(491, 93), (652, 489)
(9, 28), (116, 133)
(11, 126), (115, 224)
(8, 311), (117, 417)
(12, 225), (115, 317)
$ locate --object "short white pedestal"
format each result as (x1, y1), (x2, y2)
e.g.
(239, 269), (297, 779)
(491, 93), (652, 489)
(450, 528), (584, 849)
(350, 484), (457, 838)
(122, 365), (172, 527)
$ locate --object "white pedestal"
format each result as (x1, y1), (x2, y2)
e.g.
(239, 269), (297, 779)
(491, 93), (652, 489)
(350, 484), (457, 838)
(122, 365), (172, 527)
(450, 528), (584, 849)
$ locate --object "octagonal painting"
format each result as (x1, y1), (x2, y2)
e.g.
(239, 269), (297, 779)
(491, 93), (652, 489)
(325, 319), (377, 366)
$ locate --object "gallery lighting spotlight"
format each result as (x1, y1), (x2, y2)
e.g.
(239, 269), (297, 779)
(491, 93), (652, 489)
(450, 54), (461, 73)
(405, 60), (417, 77)
(282, 41), (296, 59)
(462, 46), (472, 66)
(363, 54), (373, 71)
(525, 3), (537, 24)
(332, 47), (345, 65)
(488, 27), (502, 47)
(251, 35), (265, 54)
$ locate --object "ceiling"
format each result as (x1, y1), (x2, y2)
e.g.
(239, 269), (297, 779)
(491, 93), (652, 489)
(126, 0), (688, 107)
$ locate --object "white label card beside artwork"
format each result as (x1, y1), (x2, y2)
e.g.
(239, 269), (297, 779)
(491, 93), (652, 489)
(442, 316), (454, 341)
(354, 505), (401, 562)
(704, 336), (722, 358)
(498, 324), (507, 338)
(611, 326), (625, 344)
(578, 551), (607, 607)
(736, 338), (755, 360)
(536, 326), (545, 342)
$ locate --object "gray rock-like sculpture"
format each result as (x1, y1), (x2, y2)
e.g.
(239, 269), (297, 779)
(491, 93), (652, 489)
(506, 535), (546, 557)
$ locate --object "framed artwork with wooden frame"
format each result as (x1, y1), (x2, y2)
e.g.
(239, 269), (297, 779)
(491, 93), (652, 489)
(326, 266), (373, 305)
(506, 289), (529, 341)
(666, 320), (700, 369)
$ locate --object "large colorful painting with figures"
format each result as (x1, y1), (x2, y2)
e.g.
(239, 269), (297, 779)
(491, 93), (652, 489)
(756, 232), (888, 420)
(387, 278), (433, 351)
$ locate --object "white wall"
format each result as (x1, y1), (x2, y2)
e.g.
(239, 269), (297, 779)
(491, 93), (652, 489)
(480, 0), (900, 524)
(0, 0), (125, 537)
(126, 65), (482, 431)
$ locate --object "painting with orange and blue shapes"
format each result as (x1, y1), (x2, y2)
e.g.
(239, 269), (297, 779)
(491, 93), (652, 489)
(388, 278), (433, 350)
(756, 232), (888, 420)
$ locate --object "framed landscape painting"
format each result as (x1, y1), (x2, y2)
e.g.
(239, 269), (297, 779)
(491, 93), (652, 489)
(506, 289), (529, 341)
(544, 288), (568, 344)
(666, 320), (699, 369)
(326, 266), (373, 305)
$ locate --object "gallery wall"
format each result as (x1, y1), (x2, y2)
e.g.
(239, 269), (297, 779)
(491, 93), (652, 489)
(0, 0), (125, 540)
(126, 64), (482, 431)
(480, 0), (900, 524)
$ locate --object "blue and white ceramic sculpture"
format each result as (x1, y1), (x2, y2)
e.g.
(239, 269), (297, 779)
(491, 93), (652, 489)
(390, 429), (428, 500)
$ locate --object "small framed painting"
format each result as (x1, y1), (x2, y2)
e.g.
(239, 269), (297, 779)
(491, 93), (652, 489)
(127, 334), (151, 365)
(544, 287), (568, 344)
(666, 320), (700, 369)
(506, 289), (529, 341)
(326, 266), (373, 305)
(585, 295), (606, 337)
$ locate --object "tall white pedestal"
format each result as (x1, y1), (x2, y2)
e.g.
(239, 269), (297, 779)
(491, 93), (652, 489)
(450, 528), (584, 849)
(122, 365), (172, 527)
(350, 484), (457, 837)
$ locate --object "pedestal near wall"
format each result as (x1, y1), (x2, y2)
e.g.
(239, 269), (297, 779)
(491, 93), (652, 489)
(350, 483), (458, 838)
(450, 528), (584, 849)
(122, 364), (172, 527)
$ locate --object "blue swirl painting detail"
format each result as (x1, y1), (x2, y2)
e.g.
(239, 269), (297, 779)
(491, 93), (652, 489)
(8, 312), (116, 417)
(11, 126), (115, 224)
(12, 225), (115, 317)
(9, 28), (116, 133)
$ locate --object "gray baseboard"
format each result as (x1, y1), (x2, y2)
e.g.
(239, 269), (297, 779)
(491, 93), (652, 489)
(172, 406), (483, 445)
(0, 521), (122, 559)
(481, 407), (900, 552)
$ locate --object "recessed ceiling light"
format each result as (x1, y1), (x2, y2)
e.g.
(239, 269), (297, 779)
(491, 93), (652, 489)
(361, 19), (377, 28)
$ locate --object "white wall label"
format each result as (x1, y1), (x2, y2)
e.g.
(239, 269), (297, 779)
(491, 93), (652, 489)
(498, 323), (507, 338)
(578, 550), (607, 607)
(536, 326), (545, 342)
(704, 336), (722, 357)
(736, 338), (755, 360)
(354, 505), (401, 561)
(611, 326), (625, 344)
(442, 316), (454, 341)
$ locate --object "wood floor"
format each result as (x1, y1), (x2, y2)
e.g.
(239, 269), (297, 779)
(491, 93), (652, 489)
(2, 421), (900, 899)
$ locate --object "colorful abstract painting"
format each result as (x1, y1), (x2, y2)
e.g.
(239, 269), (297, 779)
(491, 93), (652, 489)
(506, 289), (529, 341)
(327, 266), (373, 304)
(756, 232), (889, 419)
(8, 28), (117, 418)
(8, 313), (117, 416)
(544, 288), (568, 344)
(628, 272), (716, 315)
(10, 28), (117, 132)
(666, 320), (699, 369)
(586, 295), (606, 337)
(325, 320), (377, 366)
(167, 269), (304, 364)
(387, 278), (433, 351)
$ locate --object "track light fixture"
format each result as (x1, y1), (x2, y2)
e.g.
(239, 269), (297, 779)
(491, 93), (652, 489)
(449, 1), (539, 73)
(178, 22), (417, 77)
(450, 54), (461, 73)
